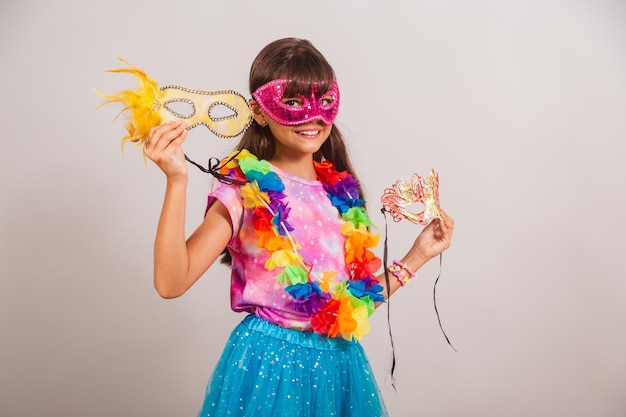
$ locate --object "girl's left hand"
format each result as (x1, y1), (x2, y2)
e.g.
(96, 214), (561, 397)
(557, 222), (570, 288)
(411, 210), (455, 262)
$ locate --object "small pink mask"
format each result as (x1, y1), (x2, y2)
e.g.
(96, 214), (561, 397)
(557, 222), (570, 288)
(252, 79), (340, 126)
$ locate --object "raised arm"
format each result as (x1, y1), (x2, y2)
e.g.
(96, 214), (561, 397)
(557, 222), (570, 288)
(144, 121), (233, 298)
(377, 211), (454, 300)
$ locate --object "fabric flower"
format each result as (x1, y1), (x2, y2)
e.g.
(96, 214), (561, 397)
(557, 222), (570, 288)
(348, 261), (378, 283)
(293, 294), (329, 315)
(285, 282), (318, 299)
(349, 304), (371, 340)
(341, 223), (380, 264)
(348, 280), (385, 303)
(313, 161), (350, 185)
(277, 264), (309, 287)
(286, 282), (330, 314)
(256, 230), (293, 251)
(239, 156), (272, 176)
(269, 200), (293, 236)
(319, 271), (339, 293)
(231, 150), (384, 340)
(311, 298), (340, 335)
(327, 176), (361, 201)
(233, 149), (257, 162)
(265, 189), (287, 201)
(342, 206), (372, 228)
(240, 182), (269, 209)
(329, 294), (358, 339)
(328, 194), (365, 214)
(252, 207), (273, 231)
(265, 249), (301, 270)
(246, 169), (285, 193)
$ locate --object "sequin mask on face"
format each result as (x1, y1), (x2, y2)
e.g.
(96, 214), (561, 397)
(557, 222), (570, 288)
(252, 79), (340, 126)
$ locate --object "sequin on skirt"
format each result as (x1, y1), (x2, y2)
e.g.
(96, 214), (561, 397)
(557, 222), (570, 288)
(197, 315), (388, 417)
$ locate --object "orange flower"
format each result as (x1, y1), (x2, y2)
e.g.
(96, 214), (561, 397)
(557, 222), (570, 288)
(341, 223), (380, 264)
(257, 230), (293, 251)
(330, 294), (358, 339)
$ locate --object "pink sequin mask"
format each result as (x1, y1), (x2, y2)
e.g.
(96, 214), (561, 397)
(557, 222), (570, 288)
(252, 79), (340, 126)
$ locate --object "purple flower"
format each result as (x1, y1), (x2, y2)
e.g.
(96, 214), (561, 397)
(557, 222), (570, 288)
(359, 274), (380, 289)
(266, 189), (287, 201)
(327, 176), (360, 200)
(286, 282), (330, 315)
(270, 199), (293, 235)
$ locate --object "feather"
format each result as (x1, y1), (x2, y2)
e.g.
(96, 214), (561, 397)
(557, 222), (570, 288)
(95, 58), (164, 148)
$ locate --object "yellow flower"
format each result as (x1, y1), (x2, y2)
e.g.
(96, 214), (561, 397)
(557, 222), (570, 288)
(265, 250), (301, 270)
(350, 305), (371, 340)
(240, 182), (269, 209)
(319, 271), (339, 293)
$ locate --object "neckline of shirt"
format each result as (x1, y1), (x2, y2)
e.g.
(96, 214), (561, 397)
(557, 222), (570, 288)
(269, 163), (323, 186)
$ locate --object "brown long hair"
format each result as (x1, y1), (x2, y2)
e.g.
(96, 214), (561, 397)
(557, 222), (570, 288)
(237, 37), (358, 175)
(220, 38), (361, 264)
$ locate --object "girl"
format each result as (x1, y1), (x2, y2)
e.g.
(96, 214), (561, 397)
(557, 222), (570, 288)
(143, 38), (454, 417)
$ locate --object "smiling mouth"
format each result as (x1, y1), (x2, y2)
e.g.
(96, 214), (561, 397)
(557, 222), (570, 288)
(295, 129), (321, 137)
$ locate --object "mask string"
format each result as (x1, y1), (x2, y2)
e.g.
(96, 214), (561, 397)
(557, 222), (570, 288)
(381, 208), (457, 377)
(433, 253), (457, 352)
(381, 208), (397, 392)
(184, 151), (248, 186)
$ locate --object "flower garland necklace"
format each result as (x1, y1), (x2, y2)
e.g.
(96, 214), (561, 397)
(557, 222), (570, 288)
(217, 149), (384, 341)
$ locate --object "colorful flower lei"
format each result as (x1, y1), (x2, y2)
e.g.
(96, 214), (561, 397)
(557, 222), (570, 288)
(217, 149), (385, 340)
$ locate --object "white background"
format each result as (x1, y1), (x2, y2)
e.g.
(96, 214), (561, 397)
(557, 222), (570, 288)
(1, 1), (625, 416)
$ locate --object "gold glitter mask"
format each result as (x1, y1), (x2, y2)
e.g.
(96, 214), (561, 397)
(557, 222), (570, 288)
(158, 86), (252, 138)
(95, 59), (252, 146)
(381, 170), (442, 225)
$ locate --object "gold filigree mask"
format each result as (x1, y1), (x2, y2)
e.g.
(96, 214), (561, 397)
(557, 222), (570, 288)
(381, 170), (441, 225)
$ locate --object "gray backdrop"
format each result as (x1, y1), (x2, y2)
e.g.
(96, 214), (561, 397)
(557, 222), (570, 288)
(1, 1), (625, 416)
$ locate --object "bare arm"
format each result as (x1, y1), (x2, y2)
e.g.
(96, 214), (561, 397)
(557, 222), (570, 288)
(376, 210), (455, 302)
(144, 121), (232, 298)
(153, 184), (232, 298)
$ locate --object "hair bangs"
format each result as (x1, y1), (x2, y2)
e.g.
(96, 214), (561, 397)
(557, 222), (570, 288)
(279, 55), (335, 97)
(250, 38), (336, 97)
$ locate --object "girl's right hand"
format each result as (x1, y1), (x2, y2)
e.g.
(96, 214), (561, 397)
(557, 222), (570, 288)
(144, 120), (189, 180)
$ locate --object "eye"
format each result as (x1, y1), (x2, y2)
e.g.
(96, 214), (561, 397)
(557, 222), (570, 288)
(282, 98), (303, 107)
(320, 96), (334, 106)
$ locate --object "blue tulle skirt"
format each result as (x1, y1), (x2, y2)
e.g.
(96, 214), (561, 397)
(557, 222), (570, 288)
(198, 315), (388, 417)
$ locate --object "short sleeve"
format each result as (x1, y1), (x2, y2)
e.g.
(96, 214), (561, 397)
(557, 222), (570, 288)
(207, 181), (243, 238)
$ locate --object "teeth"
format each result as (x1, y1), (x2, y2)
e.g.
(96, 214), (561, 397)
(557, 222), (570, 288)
(298, 130), (319, 136)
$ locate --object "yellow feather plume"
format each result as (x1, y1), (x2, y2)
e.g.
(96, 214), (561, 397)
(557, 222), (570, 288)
(95, 58), (164, 148)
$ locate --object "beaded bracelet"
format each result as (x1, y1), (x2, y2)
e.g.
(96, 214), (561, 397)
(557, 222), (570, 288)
(388, 260), (416, 286)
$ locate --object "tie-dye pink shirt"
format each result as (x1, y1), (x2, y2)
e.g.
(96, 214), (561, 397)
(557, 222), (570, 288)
(208, 164), (348, 331)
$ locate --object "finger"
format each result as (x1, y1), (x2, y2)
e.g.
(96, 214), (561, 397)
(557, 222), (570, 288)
(163, 127), (188, 152)
(146, 121), (177, 149)
(439, 210), (454, 230)
(440, 209), (454, 224)
(438, 213), (454, 242)
(153, 121), (186, 152)
(164, 122), (188, 148)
